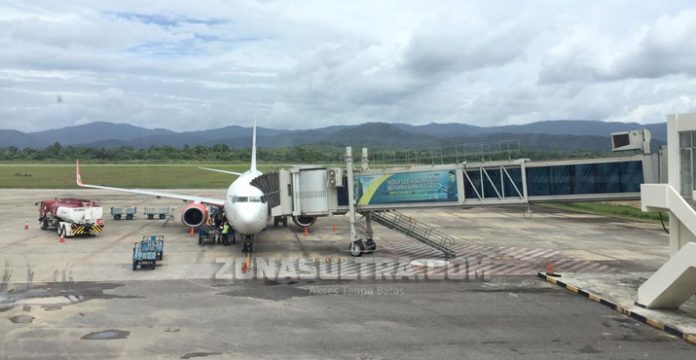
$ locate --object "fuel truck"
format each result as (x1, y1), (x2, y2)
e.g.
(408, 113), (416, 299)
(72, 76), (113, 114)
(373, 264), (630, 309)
(37, 198), (105, 237)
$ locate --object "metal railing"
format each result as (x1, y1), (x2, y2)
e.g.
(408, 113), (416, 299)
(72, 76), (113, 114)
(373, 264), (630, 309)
(366, 140), (521, 167)
(462, 164), (527, 203)
(369, 210), (457, 258)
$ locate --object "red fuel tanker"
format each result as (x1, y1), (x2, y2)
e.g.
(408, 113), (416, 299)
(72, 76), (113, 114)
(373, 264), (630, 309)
(37, 198), (105, 237)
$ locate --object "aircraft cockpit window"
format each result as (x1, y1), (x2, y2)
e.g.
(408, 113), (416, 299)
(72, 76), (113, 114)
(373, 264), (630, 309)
(231, 196), (266, 203)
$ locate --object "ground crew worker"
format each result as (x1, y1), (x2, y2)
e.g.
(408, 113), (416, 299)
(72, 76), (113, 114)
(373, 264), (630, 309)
(214, 213), (223, 228)
(222, 221), (231, 246)
(213, 224), (221, 244)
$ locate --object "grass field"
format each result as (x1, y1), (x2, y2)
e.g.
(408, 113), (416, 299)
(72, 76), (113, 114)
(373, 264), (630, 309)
(544, 202), (668, 224)
(0, 163), (280, 188)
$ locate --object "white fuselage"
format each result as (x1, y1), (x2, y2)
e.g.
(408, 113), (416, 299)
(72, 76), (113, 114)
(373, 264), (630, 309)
(223, 170), (269, 235)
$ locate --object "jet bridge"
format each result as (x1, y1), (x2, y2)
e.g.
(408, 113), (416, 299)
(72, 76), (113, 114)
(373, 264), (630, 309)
(252, 131), (659, 257)
(254, 152), (656, 215)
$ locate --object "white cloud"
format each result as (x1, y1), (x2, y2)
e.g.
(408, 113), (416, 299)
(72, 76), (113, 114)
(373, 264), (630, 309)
(540, 9), (696, 83)
(403, 17), (534, 77)
(0, 0), (695, 132)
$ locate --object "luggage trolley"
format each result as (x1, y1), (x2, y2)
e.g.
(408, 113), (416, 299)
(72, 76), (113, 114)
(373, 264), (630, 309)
(111, 206), (137, 220)
(143, 234), (165, 260)
(144, 207), (172, 220)
(197, 225), (218, 245)
(132, 235), (165, 270)
(132, 240), (157, 270)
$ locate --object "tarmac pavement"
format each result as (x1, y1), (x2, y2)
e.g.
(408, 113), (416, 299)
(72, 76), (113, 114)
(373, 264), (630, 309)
(0, 189), (693, 358)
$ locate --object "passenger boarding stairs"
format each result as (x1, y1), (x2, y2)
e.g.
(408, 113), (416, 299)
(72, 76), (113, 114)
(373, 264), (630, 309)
(369, 210), (457, 258)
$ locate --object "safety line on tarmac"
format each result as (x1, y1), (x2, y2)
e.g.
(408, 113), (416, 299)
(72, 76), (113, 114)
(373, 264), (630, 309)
(382, 237), (612, 276)
(538, 272), (696, 346)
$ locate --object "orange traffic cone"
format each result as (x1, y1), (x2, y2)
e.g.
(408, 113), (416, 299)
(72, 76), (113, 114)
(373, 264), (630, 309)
(546, 261), (559, 277)
(59, 233), (65, 243)
(24, 221), (29, 230)
(332, 223), (336, 232)
(303, 227), (309, 236)
(242, 257), (249, 273)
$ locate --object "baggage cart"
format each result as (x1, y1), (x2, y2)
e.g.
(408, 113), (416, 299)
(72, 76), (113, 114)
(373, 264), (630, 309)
(144, 207), (172, 220)
(132, 240), (157, 270)
(142, 234), (165, 260)
(111, 207), (137, 220)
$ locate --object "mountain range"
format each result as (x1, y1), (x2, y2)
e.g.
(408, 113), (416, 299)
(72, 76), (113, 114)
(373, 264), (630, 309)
(0, 120), (666, 152)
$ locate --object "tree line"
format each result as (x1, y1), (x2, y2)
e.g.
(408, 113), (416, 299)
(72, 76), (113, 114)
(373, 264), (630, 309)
(0, 142), (615, 164)
(0, 142), (339, 163)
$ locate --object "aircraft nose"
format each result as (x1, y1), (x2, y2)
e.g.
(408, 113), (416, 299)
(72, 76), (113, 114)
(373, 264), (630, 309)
(238, 207), (258, 223)
(233, 204), (266, 234)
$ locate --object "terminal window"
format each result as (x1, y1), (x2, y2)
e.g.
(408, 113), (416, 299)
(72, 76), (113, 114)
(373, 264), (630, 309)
(680, 131), (696, 198)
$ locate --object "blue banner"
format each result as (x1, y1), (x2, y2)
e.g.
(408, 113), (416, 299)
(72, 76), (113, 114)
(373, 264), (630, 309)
(356, 170), (458, 205)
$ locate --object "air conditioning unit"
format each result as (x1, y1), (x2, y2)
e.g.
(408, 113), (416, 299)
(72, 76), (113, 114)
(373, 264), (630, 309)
(328, 168), (344, 187)
(611, 129), (651, 154)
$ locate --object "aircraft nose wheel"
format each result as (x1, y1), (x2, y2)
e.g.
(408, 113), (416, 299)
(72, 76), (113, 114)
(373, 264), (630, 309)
(242, 235), (254, 253)
(349, 240), (365, 257)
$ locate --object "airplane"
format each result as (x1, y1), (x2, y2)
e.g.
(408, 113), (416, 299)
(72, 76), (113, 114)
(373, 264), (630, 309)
(75, 122), (316, 252)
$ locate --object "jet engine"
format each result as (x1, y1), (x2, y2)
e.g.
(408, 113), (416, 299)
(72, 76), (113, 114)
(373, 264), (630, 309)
(181, 203), (209, 228)
(292, 215), (316, 228)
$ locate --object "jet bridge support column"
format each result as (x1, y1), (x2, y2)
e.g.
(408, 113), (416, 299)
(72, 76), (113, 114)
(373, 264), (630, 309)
(637, 113), (696, 309)
(346, 147), (364, 256)
(361, 147), (369, 172)
(365, 212), (376, 252)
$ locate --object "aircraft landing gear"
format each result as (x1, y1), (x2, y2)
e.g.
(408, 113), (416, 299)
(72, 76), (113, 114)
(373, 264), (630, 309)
(242, 234), (255, 253)
(273, 216), (288, 227)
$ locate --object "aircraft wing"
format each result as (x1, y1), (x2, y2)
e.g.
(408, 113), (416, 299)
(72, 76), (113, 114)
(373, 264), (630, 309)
(198, 167), (243, 176)
(75, 161), (225, 207)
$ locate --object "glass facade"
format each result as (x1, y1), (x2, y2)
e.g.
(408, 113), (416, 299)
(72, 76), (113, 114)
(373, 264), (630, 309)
(525, 161), (643, 196)
(679, 131), (695, 197)
(464, 161), (643, 199)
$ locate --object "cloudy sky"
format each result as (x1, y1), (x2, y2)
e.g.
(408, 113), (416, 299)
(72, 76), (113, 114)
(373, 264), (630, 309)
(1, 1), (695, 132)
